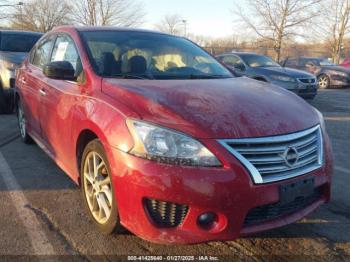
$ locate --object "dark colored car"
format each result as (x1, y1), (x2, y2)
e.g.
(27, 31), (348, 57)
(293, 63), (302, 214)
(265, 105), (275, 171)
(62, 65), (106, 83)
(283, 57), (350, 89)
(217, 53), (317, 99)
(0, 30), (42, 113)
(15, 26), (333, 244)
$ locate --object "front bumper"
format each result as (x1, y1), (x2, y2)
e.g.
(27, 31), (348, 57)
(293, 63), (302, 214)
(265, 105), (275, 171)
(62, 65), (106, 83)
(271, 80), (317, 98)
(106, 134), (333, 244)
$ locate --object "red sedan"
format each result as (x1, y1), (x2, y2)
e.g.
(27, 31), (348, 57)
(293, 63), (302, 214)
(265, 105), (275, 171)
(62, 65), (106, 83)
(15, 26), (333, 244)
(340, 57), (350, 68)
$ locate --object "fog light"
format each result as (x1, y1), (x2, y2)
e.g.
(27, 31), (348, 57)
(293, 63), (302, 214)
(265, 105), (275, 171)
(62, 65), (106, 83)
(197, 212), (217, 229)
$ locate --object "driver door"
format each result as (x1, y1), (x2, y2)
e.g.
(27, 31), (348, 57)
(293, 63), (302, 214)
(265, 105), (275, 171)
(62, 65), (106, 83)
(39, 34), (83, 163)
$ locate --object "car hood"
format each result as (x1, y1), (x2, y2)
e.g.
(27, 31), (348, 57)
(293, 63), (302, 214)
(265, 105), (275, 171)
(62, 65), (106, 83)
(102, 77), (320, 139)
(0, 51), (28, 65)
(253, 66), (314, 78)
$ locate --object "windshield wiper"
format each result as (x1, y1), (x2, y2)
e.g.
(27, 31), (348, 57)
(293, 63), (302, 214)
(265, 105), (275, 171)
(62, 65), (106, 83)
(189, 74), (231, 79)
(112, 74), (151, 80)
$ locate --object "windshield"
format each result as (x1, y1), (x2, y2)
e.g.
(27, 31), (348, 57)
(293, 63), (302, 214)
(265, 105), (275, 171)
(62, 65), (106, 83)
(80, 31), (233, 80)
(240, 54), (280, 68)
(319, 59), (335, 66)
(0, 33), (42, 52)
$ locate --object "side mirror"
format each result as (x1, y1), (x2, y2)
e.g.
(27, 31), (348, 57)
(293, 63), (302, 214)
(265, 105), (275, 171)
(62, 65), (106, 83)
(305, 62), (314, 68)
(224, 65), (240, 77)
(234, 63), (246, 71)
(43, 61), (76, 81)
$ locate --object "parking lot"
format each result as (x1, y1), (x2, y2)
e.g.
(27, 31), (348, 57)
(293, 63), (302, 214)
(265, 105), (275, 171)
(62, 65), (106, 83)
(0, 89), (349, 261)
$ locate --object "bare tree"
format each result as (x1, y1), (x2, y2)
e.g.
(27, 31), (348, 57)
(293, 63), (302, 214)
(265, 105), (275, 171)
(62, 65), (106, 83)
(0, 0), (22, 22)
(155, 14), (184, 35)
(235, 0), (321, 62)
(10, 0), (72, 32)
(72, 0), (145, 27)
(317, 0), (350, 63)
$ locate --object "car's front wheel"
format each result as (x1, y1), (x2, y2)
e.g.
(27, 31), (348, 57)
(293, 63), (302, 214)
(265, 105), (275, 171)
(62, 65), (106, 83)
(17, 100), (33, 144)
(81, 139), (122, 234)
(317, 74), (330, 89)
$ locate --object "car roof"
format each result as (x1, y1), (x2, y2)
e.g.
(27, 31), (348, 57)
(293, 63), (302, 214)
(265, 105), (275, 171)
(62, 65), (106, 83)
(218, 52), (265, 57)
(291, 57), (323, 60)
(54, 25), (172, 37)
(0, 30), (42, 36)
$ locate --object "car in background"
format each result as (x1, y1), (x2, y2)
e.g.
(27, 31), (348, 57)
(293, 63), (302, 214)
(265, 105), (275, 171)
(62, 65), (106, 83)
(217, 52), (318, 99)
(282, 57), (350, 89)
(340, 56), (350, 68)
(0, 30), (42, 113)
(15, 26), (333, 244)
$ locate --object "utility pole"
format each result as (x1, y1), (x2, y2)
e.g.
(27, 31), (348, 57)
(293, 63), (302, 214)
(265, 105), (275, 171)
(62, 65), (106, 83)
(182, 19), (187, 38)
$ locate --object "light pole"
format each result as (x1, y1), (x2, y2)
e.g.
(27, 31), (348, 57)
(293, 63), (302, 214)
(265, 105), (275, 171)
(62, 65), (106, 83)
(182, 19), (187, 38)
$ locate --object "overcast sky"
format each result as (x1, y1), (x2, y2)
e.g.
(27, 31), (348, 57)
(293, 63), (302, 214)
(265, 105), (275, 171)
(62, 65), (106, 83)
(141, 0), (238, 37)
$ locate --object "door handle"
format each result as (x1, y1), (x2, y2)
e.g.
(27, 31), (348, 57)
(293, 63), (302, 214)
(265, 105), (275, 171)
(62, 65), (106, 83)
(39, 89), (46, 96)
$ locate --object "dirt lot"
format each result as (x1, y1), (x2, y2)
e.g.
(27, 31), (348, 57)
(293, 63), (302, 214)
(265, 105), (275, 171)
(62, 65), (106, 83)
(0, 89), (349, 261)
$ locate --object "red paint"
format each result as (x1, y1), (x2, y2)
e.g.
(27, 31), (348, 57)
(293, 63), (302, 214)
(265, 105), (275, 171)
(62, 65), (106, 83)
(340, 57), (350, 68)
(16, 26), (333, 244)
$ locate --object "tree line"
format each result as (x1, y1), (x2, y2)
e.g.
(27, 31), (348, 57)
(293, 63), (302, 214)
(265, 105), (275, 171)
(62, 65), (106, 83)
(1, 0), (350, 63)
(4, 0), (145, 32)
(155, 0), (350, 64)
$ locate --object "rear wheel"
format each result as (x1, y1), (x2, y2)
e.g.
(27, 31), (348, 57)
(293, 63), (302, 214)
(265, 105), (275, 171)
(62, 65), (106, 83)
(17, 100), (33, 144)
(317, 74), (330, 89)
(0, 87), (7, 114)
(81, 139), (122, 234)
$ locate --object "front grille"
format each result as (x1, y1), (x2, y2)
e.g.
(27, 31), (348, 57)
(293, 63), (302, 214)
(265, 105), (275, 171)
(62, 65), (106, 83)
(144, 199), (189, 228)
(244, 188), (321, 226)
(219, 126), (323, 184)
(298, 78), (316, 84)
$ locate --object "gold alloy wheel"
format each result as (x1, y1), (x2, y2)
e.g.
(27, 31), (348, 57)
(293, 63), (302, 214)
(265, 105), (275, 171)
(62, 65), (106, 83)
(83, 151), (113, 224)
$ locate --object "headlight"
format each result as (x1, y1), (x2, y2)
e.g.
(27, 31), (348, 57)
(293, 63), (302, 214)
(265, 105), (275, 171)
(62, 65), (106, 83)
(313, 107), (326, 129)
(126, 120), (222, 167)
(2, 61), (18, 71)
(270, 75), (296, 83)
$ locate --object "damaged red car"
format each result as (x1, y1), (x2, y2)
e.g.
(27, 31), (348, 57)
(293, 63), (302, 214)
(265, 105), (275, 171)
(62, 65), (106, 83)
(15, 26), (333, 244)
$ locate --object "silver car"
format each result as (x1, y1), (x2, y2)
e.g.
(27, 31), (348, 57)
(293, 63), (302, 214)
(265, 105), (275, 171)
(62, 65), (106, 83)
(218, 52), (318, 100)
(0, 30), (42, 113)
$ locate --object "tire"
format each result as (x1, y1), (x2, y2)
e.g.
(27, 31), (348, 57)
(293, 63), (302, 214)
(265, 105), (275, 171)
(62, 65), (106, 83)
(304, 95), (316, 100)
(0, 87), (7, 114)
(17, 99), (33, 144)
(0, 87), (14, 114)
(81, 139), (122, 234)
(317, 74), (330, 89)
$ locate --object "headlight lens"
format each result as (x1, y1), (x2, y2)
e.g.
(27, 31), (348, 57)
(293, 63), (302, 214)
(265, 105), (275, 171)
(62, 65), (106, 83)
(3, 61), (17, 70)
(127, 120), (222, 167)
(270, 75), (296, 83)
